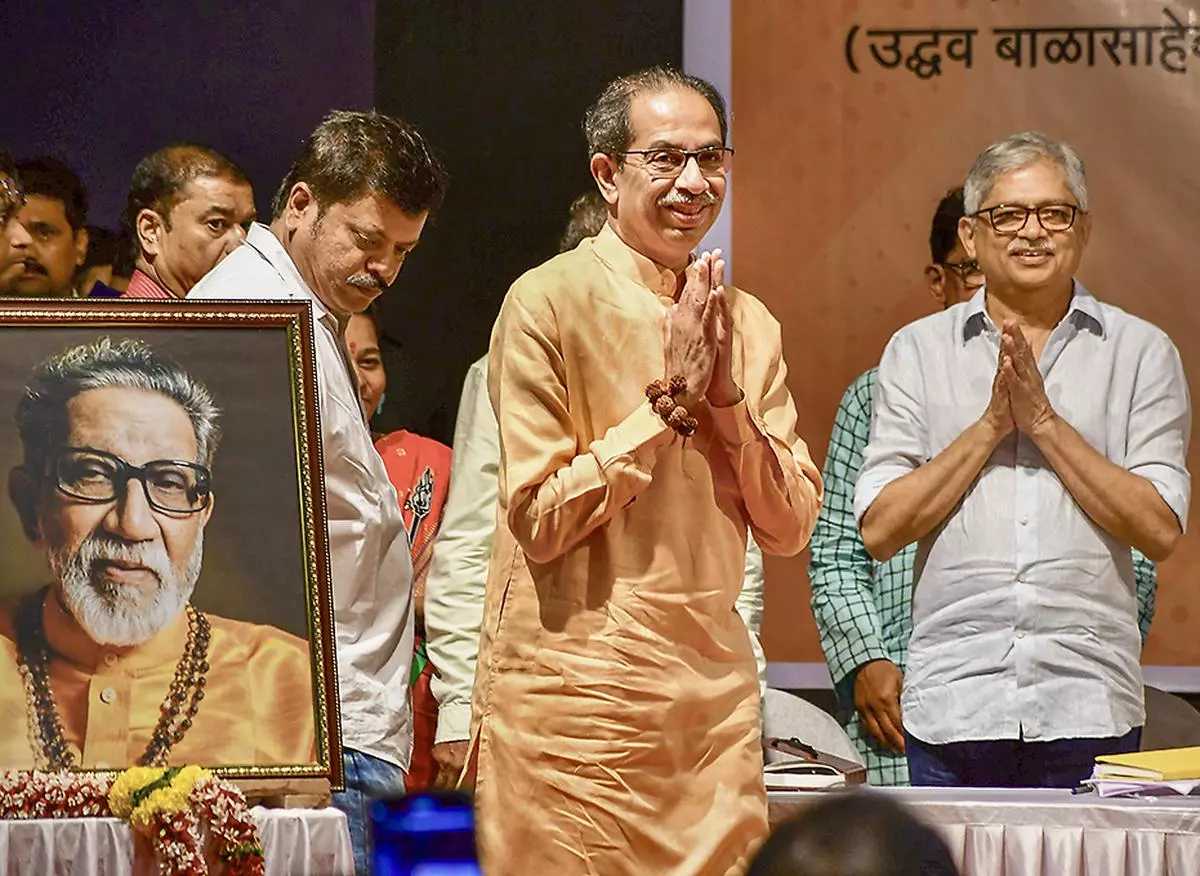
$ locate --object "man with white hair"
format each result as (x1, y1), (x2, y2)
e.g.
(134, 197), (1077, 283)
(856, 132), (1191, 787)
(0, 337), (314, 770)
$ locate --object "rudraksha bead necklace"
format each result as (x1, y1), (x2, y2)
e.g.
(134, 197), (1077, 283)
(15, 586), (212, 770)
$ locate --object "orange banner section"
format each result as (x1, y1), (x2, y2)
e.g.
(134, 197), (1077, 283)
(733, 1), (1200, 666)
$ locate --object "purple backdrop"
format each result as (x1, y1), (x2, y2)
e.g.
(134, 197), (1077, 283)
(1, 0), (375, 229)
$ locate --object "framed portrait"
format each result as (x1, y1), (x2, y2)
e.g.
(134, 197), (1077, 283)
(0, 300), (341, 787)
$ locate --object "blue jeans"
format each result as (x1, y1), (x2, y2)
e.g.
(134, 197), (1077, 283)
(906, 727), (1142, 788)
(333, 748), (408, 875)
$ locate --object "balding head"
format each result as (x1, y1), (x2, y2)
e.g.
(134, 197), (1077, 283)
(126, 144), (256, 297)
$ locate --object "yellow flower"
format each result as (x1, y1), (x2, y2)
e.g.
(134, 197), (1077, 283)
(109, 765), (211, 825)
(109, 766), (163, 817)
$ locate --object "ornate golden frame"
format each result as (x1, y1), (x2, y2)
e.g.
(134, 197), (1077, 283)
(0, 300), (341, 787)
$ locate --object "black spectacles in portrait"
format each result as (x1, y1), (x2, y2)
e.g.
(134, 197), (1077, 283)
(973, 203), (1080, 235)
(616, 146), (735, 179)
(53, 447), (213, 514)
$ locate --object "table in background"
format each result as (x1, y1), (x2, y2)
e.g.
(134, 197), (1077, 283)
(769, 787), (1200, 876)
(0, 806), (353, 875)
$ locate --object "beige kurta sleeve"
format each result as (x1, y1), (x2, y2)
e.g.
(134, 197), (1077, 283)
(489, 277), (677, 565)
(709, 298), (823, 556)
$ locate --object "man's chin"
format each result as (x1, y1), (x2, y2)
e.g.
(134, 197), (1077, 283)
(10, 278), (57, 297)
(348, 288), (382, 312)
(62, 581), (185, 647)
(1006, 267), (1071, 294)
(661, 224), (712, 256)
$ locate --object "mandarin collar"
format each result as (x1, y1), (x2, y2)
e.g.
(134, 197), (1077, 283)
(591, 224), (690, 301)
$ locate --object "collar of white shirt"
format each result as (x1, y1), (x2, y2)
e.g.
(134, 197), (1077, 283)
(961, 279), (1106, 344)
(240, 223), (337, 326)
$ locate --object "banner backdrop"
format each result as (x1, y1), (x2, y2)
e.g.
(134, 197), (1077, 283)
(732, 1), (1200, 670)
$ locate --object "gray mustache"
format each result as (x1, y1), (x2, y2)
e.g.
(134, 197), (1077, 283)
(658, 192), (719, 207)
(347, 273), (383, 290)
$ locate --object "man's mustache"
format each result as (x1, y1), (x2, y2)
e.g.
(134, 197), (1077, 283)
(79, 533), (172, 590)
(658, 191), (719, 208)
(19, 258), (48, 276)
(347, 273), (383, 290)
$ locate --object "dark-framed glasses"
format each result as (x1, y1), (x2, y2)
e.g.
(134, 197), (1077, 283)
(617, 146), (734, 179)
(943, 259), (985, 286)
(974, 203), (1080, 235)
(53, 447), (212, 514)
(1, 175), (25, 226)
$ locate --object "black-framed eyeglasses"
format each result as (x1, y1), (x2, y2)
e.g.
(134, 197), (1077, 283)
(942, 259), (985, 285)
(973, 203), (1080, 235)
(617, 146), (734, 179)
(53, 447), (212, 514)
(1, 175), (25, 226)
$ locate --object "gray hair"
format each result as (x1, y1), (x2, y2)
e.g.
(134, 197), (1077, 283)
(583, 66), (728, 162)
(15, 337), (222, 474)
(963, 132), (1088, 215)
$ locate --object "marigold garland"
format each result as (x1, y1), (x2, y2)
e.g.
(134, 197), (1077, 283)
(0, 767), (265, 875)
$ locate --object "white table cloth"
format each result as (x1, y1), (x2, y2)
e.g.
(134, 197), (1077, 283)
(769, 787), (1200, 876)
(0, 806), (353, 875)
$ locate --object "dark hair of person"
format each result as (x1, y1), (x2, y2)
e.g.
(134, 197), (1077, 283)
(124, 144), (251, 242)
(270, 110), (448, 221)
(111, 228), (137, 277)
(583, 66), (728, 162)
(558, 191), (608, 253)
(746, 792), (959, 876)
(79, 226), (135, 282)
(16, 156), (88, 231)
(82, 226), (123, 269)
(359, 301), (384, 342)
(0, 147), (17, 182)
(929, 187), (966, 265)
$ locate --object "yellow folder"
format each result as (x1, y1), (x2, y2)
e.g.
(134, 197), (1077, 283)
(1095, 746), (1200, 781)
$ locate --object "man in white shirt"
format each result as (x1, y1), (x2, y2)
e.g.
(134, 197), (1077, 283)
(855, 132), (1191, 788)
(191, 110), (447, 873)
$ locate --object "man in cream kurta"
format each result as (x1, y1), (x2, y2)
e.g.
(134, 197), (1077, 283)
(471, 68), (823, 876)
(424, 354), (769, 786)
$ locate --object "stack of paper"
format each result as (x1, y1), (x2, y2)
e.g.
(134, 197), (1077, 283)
(1085, 746), (1200, 797)
(1095, 746), (1200, 781)
(1088, 776), (1200, 798)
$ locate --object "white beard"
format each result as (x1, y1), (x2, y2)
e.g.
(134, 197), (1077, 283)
(49, 532), (204, 647)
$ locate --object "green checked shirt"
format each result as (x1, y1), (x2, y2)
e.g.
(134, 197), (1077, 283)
(809, 368), (1158, 786)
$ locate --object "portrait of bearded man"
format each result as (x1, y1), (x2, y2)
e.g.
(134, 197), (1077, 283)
(0, 336), (316, 770)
